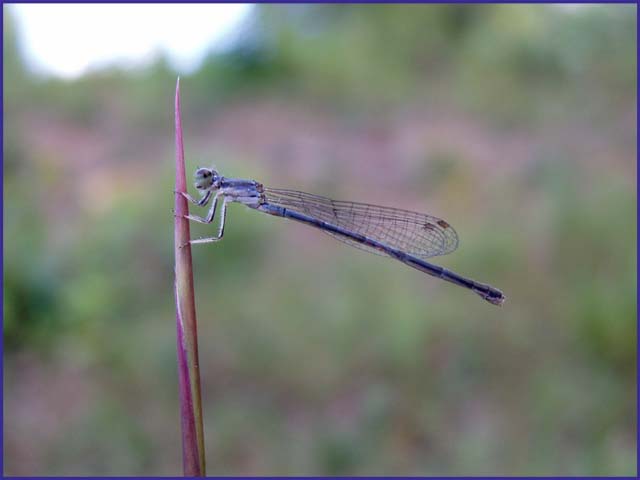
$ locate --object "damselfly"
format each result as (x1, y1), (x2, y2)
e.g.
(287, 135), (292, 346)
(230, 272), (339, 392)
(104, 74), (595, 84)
(176, 168), (505, 306)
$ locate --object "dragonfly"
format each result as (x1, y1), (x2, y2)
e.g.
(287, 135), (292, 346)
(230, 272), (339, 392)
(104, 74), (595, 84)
(176, 167), (505, 306)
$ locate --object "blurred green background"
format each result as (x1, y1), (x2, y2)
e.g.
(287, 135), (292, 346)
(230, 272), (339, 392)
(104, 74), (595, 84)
(3, 4), (637, 476)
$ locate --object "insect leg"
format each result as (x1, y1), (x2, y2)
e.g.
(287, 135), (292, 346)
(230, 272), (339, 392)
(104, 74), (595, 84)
(188, 198), (228, 245)
(176, 190), (212, 207)
(183, 191), (222, 224)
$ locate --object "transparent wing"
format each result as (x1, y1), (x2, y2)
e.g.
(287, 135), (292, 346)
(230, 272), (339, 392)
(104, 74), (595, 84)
(264, 188), (459, 259)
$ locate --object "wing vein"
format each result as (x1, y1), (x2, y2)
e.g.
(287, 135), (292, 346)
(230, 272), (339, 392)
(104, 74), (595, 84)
(264, 188), (459, 259)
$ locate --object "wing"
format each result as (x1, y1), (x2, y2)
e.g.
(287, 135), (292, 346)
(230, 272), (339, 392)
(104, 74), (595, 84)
(263, 188), (459, 259)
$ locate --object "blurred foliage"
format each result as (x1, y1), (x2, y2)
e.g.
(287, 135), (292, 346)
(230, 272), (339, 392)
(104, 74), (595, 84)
(3, 4), (637, 476)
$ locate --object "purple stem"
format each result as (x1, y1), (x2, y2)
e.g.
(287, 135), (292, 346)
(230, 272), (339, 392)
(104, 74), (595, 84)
(174, 78), (206, 476)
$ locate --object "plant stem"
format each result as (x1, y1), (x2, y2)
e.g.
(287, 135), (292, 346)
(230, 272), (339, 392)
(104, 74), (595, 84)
(174, 77), (206, 476)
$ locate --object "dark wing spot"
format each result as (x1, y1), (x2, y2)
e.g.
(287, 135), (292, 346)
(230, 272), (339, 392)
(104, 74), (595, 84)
(437, 220), (450, 229)
(423, 222), (436, 231)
